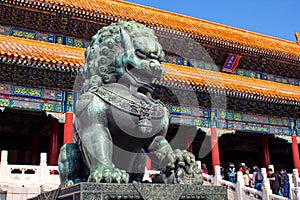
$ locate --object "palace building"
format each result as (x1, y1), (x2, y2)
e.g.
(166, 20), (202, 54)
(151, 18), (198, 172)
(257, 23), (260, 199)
(0, 0), (299, 188)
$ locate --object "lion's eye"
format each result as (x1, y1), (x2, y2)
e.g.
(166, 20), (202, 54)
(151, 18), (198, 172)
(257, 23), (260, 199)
(135, 50), (147, 59)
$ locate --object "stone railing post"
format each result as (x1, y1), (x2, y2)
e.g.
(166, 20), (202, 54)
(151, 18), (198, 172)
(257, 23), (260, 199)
(268, 164), (274, 172)
(261, 168), (271, 200)
(236, 171), (244, 200)
(289, 172), (299, 200)
(213, 165), (222, 186)
(39, 153), (47, 186)
(294, 187), (300, 200)
(0, 150), (8, 192)
(293, 168), (299, 187)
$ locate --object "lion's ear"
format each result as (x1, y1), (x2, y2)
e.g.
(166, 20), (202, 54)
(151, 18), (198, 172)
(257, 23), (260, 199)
(120, 28), (134, 53)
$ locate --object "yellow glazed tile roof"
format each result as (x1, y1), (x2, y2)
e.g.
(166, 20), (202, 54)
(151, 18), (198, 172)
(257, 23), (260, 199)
(1, 34), (300, 102)
(38, 0), (300, 58)
(0, 34), (84, 68)
(162, 63), (300, 102)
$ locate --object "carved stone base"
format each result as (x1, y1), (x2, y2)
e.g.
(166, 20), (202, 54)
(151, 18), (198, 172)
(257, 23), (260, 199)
(28, 182), (227, 200)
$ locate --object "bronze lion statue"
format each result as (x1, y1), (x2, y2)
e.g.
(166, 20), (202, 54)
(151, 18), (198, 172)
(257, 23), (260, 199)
(58, 21), (202, 186)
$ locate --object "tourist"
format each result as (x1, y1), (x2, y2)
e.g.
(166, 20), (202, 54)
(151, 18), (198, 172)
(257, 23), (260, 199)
(280, 169), (290, 198)
(252, 165), (258, 174)
(239, 163), (246, 173)
(226, 162), (236, 183)
(252, 165), (263, 191)
(243, 169), (251, 187)
(267, 168), (281, 195)
(275, 171), (283, 195)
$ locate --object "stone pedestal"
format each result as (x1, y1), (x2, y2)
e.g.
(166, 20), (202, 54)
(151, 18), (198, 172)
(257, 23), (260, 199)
(28, 182), (227, 200)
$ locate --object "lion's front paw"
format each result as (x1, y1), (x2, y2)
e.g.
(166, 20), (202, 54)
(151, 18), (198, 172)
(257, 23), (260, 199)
(173, 149), (196, 174)
(172, 149), (202, 184)
(154, 149), (202, 184)
(88, 166), (129, 183)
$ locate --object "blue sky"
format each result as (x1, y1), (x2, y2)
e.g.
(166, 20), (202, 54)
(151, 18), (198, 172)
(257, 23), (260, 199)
(124, 0), (299, 42)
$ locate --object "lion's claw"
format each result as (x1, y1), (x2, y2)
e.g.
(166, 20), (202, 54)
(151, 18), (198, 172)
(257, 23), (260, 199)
(88, 166), (129, 183)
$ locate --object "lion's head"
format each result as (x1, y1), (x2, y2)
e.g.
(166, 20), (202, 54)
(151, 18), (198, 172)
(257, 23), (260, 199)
(75, 21), (165, 95)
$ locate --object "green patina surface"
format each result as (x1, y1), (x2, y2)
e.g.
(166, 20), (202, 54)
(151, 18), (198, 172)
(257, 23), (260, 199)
(58, 21), (203, 187)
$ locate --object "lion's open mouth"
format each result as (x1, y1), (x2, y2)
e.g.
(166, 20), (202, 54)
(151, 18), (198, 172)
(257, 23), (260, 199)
(126, 62), (164, 84)
(126, 64), (154, 83)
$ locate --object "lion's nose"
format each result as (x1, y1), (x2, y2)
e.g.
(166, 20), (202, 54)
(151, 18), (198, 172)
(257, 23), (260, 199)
(149, 60), (165, 78)
(149, 60), (157, 68)
(150, 60), (163, 68)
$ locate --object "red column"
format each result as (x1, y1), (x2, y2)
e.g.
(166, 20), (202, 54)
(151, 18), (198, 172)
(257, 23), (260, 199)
(31, 134), (39, 165)
(63, 112), (73, 144)
(292, 136), (300, 172)
(211, 127), (220, 175)
(48, 119), (60, 165)
(261, 137), (271, 168)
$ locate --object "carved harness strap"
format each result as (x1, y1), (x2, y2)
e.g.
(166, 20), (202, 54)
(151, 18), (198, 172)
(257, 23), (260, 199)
(92, 86), (165, 120)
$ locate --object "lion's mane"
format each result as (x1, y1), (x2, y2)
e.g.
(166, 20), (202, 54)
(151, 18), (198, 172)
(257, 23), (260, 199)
(75, 21), (160, 95)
